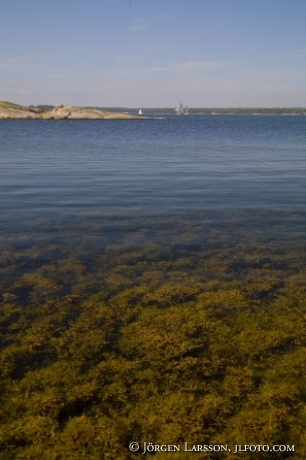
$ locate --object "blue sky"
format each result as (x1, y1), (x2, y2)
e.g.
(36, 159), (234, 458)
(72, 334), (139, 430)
(1, 0), (306, 107)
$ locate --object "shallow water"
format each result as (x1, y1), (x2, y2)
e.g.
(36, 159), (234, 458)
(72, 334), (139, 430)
(0, 115), (305, 261)
(1, 115), (306, 459)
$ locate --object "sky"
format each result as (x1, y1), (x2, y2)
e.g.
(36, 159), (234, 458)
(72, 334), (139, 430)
(1, 0), (306, 107)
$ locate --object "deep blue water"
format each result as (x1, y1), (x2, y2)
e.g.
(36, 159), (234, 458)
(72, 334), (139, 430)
(0, 115), (305, 249)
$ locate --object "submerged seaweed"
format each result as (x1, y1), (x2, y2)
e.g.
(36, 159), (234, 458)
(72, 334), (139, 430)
(0, 211), (306, 459)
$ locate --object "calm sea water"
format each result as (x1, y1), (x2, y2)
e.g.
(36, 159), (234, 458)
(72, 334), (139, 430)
(0, 115), (305, 251)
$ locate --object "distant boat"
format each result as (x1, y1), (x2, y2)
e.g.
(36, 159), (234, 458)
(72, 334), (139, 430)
(138, 109), (142, 115)
(175, 103), (188, 115)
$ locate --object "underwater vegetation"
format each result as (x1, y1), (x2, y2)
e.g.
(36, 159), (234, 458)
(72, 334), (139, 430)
(0, 212), (306, 459)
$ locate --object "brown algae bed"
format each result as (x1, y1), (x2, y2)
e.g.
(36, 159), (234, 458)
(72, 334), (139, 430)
(0, 212), (306, 459)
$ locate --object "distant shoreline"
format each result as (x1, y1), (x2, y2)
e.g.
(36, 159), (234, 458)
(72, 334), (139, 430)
(1, 100), (305, 118)
(129, 108), (306, 116)
(0, 101), (146, 120)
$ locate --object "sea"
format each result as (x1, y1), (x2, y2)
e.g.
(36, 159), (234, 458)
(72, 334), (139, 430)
(0, 115), (305, 285)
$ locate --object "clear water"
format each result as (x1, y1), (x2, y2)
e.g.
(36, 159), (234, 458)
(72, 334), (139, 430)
(0, 115), (305, 251)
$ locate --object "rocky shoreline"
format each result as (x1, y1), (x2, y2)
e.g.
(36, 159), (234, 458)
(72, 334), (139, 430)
(0, 101), (145, 120)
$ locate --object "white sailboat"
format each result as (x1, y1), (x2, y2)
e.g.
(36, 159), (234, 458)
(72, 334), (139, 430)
(138, 109), (142, 115)
(175, 103), (188, 115)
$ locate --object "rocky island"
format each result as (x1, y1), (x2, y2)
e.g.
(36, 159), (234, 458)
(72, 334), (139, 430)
(0, 101), (145, 120)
